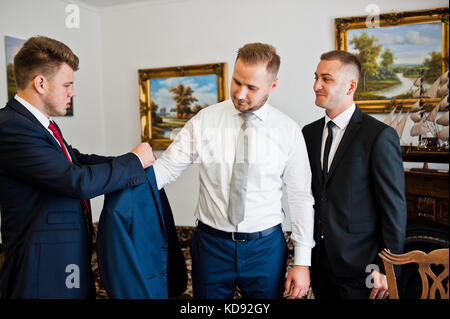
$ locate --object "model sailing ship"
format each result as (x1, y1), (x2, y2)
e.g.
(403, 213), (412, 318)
(384, 70), (449, 163)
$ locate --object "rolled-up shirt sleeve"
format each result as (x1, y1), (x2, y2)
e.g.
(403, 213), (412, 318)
(282, 126), (315, 266)
(153, 118), (198, 190)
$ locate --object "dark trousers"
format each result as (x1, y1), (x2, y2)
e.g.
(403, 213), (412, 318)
(190, 224), (287, 299)
(311, 243), (371, 299)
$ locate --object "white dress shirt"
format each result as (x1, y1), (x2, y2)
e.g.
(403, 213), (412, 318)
(14, 94), (72, 161)
(321, 103), (356, 171)
(153, 99), (315, 266)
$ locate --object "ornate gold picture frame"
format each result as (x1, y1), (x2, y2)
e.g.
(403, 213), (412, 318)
(138, 63), (228, 150)
(335, 7), (449, 113)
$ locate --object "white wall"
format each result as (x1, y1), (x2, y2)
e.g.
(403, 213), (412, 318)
(99, 0), (449, 226)
(0, 0), (106, 220)
(0, 0), (448, 229)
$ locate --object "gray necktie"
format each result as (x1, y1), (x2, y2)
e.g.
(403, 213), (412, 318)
(228, 112), (256, 226)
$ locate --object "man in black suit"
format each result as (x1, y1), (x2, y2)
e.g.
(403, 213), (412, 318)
(0, 36), (155, 298)
(302, 50), (407, 299)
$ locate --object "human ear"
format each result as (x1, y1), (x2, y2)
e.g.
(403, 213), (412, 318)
(347, 79), (358, 96)
(270, 77), (278, 91)
(33, 75), (47, 94)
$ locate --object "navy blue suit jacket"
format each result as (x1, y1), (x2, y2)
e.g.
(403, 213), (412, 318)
(96, 167), (187, 299)
(0, 98), (146, 298)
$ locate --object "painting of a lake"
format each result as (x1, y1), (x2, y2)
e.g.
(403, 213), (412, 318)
(149, 74), (218, 139)
(348, 22), (443, 100)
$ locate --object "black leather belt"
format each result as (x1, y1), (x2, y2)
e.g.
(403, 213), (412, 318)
(197, 221), (281, 242)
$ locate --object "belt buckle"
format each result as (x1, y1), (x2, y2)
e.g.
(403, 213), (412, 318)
(232, 232), (246, 242)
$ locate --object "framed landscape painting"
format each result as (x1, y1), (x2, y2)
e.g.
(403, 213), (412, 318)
(5, 36), (25, 101)
(335, 7), (449, 113)
(138, 63), (228, 150)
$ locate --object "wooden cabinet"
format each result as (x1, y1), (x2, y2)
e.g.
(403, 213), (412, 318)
(404, 170), (449, 227)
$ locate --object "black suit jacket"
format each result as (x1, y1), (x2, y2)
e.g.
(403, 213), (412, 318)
(0, 98), (146, 298)
(302, 107), (407, 278)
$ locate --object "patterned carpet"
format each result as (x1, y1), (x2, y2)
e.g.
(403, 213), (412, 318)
(93, 224), (313, 299)
(1, 224), (313, 299)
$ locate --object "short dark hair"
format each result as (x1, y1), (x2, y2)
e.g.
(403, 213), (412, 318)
(320, 50), (361, 80)
(236, 43), (280, 78)
(13, 36), (79, 90)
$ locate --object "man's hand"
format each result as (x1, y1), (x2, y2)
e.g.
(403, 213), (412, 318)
(284, 265), (310, 299)
(131, 142), (155, 169)
(369, 270), (389, 299)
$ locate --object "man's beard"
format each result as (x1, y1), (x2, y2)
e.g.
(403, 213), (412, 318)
(43, 100), (66, 117)
(233, 94), (269, 112)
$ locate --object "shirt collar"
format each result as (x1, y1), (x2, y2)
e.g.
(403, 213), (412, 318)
(229, 99), (268, 122)
(325, 103), (356, 130)
(14, 94), (52, 129)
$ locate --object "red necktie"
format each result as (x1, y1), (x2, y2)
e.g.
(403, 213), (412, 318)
(48, 121), (94, 240)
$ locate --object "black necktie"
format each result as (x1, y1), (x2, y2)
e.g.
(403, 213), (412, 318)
(322, 121), (336, 181)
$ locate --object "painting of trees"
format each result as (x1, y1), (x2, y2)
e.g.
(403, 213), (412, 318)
(139, 63), (226, 149)
(6, 63), (16, 100)
(423, 51), (442, 83)
(145, 74), (218, 141)
(349, 31), (382, 91)
(5, 36), (25, 101)
(380, 49), (394, 80)
(169, 83), (198, 119)
(347, 22), (444, 101)
(150, 100), (162, 124)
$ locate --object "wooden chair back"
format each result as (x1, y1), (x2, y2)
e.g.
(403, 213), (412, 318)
(378, 248), (449, 299)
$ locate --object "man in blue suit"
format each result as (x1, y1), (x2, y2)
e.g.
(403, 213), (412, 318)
(96, 167), (187, 299)
(0, 36), (155, 298)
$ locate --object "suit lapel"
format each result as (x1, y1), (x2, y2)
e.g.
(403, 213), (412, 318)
(310, 118), (326, 186)
(325, 107), (363, 185)
(51, 120), (79, 165)
(7, 99), (67, 155)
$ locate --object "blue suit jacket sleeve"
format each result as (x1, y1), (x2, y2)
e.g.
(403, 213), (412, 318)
(0, 113), (145, 200)
(70, 147), (114, 165)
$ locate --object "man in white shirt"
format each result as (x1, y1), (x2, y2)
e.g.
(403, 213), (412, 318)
(154, 43), (315, 299)
(302, 50), (406, 299)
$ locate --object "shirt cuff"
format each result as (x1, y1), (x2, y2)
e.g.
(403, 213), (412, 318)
(293, 245), (312, 266)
